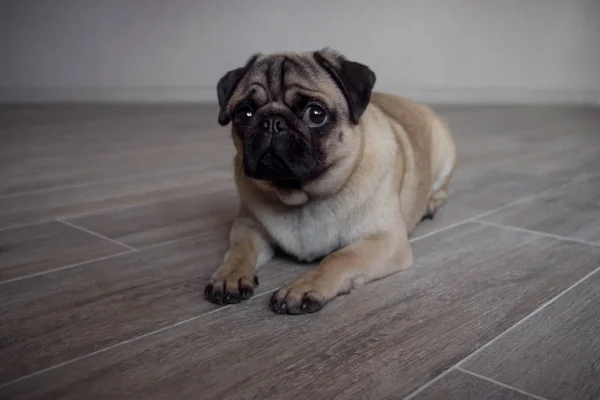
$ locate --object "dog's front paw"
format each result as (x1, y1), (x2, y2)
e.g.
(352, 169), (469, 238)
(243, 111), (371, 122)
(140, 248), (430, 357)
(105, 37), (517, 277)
(269, 273), (332, 315)
(204, 269), (259, 305)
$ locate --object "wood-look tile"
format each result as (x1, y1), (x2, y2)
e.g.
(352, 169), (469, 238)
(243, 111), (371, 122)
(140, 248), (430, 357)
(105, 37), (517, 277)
(463, 269), (600, 400)
(446, 107), (600, 181)
(0, 221), (127, 281)
(0, 107), (226, 195)
(412, 167), (562, 238)
(66, 179), (238, 248)
(412, 370), (535, 400)
(437, 105), (589, 137)
(0, 104), (155, 129)
(3, 223), (599, 399)
(481, 175), (600, 244)
(0, 169), (233, 230)
(0, 104), (216, 130)
(0, 228), (306, 384)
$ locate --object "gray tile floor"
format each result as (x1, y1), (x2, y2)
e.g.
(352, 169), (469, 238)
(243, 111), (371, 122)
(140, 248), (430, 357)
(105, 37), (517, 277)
(0, 104), (599, 400)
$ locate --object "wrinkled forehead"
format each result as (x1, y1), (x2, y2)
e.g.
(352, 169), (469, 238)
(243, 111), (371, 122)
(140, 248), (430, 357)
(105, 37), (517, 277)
(228, 53), (345, 111)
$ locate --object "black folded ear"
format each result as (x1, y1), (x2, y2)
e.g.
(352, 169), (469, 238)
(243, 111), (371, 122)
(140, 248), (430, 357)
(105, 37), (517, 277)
(313, 49), (376, 125)
(216, 53), (261, 126)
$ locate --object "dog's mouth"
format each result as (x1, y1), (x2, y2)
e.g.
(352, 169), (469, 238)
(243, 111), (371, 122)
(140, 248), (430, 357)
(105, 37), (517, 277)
(256, 151), (292, 175)
(244, 150), (304, 189)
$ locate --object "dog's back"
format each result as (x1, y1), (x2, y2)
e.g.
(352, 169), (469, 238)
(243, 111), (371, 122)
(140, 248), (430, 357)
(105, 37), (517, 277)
(369, 92), (457, 232)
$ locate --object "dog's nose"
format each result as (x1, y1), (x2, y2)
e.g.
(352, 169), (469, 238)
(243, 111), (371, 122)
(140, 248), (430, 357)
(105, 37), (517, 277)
(261, 116), (288, 134)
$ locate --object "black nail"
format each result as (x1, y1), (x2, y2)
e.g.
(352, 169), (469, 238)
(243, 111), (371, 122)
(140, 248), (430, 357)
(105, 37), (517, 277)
(269, 294), (287, 314)
(226, 292), (241, 304)
(240, 286), (254, 300)
(301, 295), (323, 313)
(213, 290), (223, 304)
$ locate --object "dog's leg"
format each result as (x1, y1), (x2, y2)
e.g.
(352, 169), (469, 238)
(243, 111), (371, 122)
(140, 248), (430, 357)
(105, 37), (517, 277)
(269, 226), (412, 315)
(205, 215), (273, 305)
(423, 123), (456, 222)
(421, 184), (449, 221)
(420, 208), (436, 221)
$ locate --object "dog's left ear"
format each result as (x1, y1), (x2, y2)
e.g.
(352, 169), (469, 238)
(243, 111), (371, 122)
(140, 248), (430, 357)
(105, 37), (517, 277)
(216, 53), (261, 126)
(314, 49), (376, 124)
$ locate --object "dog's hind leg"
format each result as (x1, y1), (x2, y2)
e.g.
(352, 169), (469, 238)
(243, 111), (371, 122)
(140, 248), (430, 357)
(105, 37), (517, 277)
(421, 183), (449, 221)
(422, 117), (456, 222)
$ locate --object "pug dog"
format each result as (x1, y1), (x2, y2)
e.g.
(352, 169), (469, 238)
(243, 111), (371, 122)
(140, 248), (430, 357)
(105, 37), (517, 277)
(204, 48), (457, 315)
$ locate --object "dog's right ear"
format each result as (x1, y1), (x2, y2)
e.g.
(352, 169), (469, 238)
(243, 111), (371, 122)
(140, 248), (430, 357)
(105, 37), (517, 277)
(217, 53), (261, 126)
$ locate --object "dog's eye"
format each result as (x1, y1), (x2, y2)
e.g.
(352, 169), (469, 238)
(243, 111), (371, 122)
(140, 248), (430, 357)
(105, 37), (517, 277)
(303, 104), (328, 128)
(234, 105), (254, 126)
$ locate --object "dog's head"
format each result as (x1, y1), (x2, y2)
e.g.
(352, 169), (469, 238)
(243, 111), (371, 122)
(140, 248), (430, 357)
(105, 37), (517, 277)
(216, 48), (376, 190)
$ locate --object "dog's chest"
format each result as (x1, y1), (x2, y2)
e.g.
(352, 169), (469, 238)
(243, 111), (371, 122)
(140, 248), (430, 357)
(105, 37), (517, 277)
(254, 201), (344, 262)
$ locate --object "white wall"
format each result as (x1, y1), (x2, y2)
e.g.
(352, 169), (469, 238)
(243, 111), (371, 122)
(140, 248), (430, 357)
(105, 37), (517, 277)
(1, 0), (599, 104)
